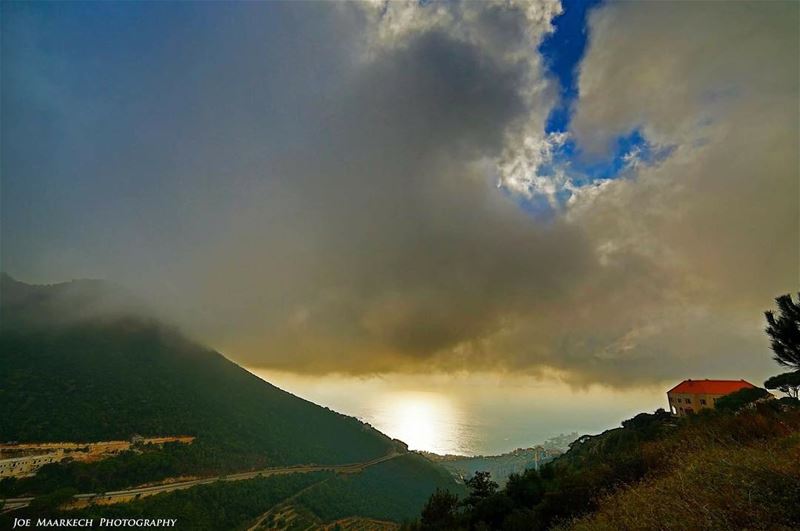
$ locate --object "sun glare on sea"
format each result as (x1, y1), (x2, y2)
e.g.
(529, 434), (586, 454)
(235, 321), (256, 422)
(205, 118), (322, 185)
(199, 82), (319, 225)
(374, 391), (463, 455)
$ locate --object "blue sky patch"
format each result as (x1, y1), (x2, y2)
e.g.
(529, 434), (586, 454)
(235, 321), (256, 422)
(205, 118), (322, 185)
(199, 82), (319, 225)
(511, 0), (674, 214)
(539, 0), (602, 134)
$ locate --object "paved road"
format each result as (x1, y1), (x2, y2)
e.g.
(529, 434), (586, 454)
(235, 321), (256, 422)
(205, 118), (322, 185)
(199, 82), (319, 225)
(1, 452), (401, 513)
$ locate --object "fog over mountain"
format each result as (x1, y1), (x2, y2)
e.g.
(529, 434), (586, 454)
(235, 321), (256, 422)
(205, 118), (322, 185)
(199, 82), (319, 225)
(2, 1), (797, 386)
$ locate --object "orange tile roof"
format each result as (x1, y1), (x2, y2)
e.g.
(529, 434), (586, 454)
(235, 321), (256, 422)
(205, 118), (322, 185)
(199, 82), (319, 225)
(667, 379), (755, 395)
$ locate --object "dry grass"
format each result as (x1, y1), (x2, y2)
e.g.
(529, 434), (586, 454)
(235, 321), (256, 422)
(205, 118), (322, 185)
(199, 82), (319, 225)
(564, 429), (800, 530)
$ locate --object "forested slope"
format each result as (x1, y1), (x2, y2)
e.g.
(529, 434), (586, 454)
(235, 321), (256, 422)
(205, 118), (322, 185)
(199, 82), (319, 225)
(0, 275), (401, 488)
(405, 398), (800, 530)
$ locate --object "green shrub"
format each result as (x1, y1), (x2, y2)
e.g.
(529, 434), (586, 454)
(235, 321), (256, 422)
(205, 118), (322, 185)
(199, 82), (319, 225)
(715, 386), (772, 412)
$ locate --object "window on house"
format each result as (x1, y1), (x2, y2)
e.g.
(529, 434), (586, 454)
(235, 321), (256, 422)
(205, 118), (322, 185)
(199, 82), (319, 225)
(700, 399), (707, 405)
(676, 398), (682, 403)
(686, 398), (692, 404)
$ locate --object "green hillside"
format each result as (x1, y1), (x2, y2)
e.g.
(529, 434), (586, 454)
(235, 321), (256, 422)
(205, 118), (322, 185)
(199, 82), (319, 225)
(404, 398), (800, 530)
(0, 319), (393, 464)
(297, 453), (468, 523)
(0, 275), (415, 493)
(57, 472), (334, 531)
(4, 455), (466, 530)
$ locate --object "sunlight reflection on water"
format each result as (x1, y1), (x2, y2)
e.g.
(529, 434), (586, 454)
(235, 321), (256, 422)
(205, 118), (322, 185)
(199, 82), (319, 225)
(370, 391), (477, 455)
(249, 370), (665, 456)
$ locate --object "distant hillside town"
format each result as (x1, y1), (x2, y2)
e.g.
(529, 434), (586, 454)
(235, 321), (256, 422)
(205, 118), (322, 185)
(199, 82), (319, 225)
(423, 433), (579, 485)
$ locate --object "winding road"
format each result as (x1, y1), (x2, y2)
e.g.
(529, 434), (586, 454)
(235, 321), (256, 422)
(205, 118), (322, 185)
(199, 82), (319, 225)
(1, 452), (402, 513)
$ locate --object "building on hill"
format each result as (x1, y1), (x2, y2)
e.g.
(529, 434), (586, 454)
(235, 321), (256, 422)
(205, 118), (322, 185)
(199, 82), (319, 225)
(0, 452), (63, 478)
(667, 379), (755, 416)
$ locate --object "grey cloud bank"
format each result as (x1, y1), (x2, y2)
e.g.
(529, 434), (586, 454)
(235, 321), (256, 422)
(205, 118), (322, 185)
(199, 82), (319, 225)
(2, 1), (797, 387)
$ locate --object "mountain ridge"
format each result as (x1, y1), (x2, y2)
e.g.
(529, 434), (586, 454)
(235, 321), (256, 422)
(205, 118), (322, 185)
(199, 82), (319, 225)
(0, 275), (402, 470)
(0, 275), (465, 526)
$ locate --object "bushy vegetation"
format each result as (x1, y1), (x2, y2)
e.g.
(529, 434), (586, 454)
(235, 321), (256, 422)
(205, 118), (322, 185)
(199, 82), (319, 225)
(565, 434), (800, 530)
(297, 454), (467, 524)
(1, 472), (332, 531)
(405, 403), (800, 530)
(402, 291), (800, 530)
(714, 385), (771, 411)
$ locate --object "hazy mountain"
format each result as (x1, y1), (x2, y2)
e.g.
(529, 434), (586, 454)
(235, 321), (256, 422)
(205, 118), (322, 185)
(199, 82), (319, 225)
(0, 273), (150, 329)
(0, 274), (401, 467)
(0, 275), (465, 525)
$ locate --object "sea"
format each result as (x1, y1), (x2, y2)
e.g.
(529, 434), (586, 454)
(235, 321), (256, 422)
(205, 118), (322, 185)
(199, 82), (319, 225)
(251, 370), (666, 456)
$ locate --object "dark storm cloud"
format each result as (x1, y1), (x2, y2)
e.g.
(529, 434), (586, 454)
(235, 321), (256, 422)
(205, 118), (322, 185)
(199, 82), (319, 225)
(168, 18), (593, 373)
(2, 1), (797, 387)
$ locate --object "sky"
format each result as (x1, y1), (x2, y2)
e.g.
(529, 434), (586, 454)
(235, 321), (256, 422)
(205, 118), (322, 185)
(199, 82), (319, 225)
(2, 0), (799, 392)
